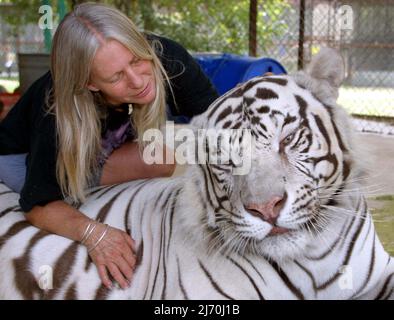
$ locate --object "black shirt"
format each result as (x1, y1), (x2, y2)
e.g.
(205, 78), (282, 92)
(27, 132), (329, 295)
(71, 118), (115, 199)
(0, 34), (219, 212)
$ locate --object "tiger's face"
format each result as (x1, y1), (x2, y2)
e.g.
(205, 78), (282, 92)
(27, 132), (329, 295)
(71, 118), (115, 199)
(191, 49), (352, 260)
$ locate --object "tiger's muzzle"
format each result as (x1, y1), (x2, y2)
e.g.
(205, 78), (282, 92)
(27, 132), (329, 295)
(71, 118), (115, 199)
(244, 193), (290, 236)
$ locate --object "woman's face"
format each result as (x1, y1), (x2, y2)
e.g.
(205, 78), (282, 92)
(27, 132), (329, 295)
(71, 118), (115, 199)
(87, 39), (156, 106)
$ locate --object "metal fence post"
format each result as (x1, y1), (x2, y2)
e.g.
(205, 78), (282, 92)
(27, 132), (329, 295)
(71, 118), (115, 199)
(298, 0), (305, 70)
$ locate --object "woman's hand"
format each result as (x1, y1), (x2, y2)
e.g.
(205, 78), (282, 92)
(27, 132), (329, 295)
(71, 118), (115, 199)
(83, 222), (136, 290)
(26, 201), (136, 290)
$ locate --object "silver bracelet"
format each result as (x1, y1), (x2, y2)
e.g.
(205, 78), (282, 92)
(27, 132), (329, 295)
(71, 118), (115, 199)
(80, 221), (93, 243)
(88, 224), (109, 253)
(81, 222), (98, 245)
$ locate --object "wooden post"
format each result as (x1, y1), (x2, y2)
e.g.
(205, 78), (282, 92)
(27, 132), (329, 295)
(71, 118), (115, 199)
(249, 0), (257, 57)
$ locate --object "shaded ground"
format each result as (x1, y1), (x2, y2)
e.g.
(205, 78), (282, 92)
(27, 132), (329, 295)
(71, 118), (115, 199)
(360, 133), (394, 255)
(360, 133), (394, 196)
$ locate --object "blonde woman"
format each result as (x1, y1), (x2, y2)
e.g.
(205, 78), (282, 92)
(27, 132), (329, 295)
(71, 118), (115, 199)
(0, 3), (218, 289)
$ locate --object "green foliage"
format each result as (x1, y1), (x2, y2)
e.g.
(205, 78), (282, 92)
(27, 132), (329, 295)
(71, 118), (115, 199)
(129, 0), (291, 55)
(0, 0), (71, 33)
(371, 197), (394, 255)
(1, 0), (291, 54)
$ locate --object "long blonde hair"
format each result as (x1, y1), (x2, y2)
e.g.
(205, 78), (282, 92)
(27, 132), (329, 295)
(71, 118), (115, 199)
(50, 2), (168, 204)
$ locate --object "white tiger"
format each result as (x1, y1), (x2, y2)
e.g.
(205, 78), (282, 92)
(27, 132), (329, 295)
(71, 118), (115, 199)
(0, 48), (393, 300)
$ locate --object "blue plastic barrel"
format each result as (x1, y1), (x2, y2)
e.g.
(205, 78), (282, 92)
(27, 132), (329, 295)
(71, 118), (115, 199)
(194, 53), (287, 95)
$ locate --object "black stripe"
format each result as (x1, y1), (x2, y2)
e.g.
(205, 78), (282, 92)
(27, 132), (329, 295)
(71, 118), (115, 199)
(158, 200), (169, 299)
(85, 186), (107, 198)
(222, 120), (232, 129)
(96, 186), (129, 222)
(306, 210), (350, 260)
(317, 199), (368, 290)
(294, 261), (318, 297)
(232, 121), (242, 129)
(330, 118), (348, 152)
(256, 106), (270, 114)
(0, 190), (14, 196)
(0, 205), (21, 218)
(295, 95), (309, 128)
(244, 97), (256, 107)
(243, 256), (267, 285)
(268, 260), (305, 299)
(313, 114), (331, 151)
(283, 114), (297, 126)
(350, 234), (376, 299)
(227, 256), (265, 300)
(65, 282), (77, 300)
(234, 102), (243, 113)
(198, 260), (235, 299)
(255, 88), (279, 100)
(176, 256), (189, 300)
(94, 284), (110, 300)
(197, 165), (220, 213)
(46, 242), (79, 299)
(243, 78), (266, 93)
(262, 77), (288, 86)
(251, 116), (262, 125)
(167, 188), (182, 259)
(290, 128), (306, 150)
(95, 184), (121, 199)
(0, 221), (31, 251)
(375, 272), (394, 300)
(215, 106), (233, 124)
(13, 230), (50, 299)
(150, 188), (176, 300)
(207, 91), (239, 120)
(124, 180), (151, 234)
(358, 215), (372, 252)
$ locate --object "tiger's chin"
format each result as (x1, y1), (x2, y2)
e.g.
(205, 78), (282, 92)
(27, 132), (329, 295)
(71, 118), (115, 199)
(256, 230), (312, 262)
(213, 226), (312, 262)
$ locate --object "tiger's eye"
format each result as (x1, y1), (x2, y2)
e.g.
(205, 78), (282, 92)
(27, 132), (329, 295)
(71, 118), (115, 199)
(282, 133), (295, 145)
(279, 133), (295, 153)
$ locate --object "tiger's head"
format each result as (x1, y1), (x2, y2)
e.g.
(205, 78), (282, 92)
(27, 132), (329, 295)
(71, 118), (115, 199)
(187, 48), (360, 261)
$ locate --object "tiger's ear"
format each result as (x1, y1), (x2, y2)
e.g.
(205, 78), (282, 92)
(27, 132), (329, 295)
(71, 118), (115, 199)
(306, 47), (345, 90)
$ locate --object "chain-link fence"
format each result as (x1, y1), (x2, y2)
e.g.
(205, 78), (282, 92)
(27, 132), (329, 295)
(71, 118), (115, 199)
(309, 0), (394, 135)
(1, 0), (393, 133)
(257, 0), (394, 134)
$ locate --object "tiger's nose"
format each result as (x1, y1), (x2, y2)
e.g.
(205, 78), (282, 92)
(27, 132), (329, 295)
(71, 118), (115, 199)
(245, 194), (287, 225)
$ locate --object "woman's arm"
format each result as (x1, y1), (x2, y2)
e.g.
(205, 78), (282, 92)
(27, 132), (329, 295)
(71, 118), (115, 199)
(25, 200), (136, 289)
(100, 141), (176, 185)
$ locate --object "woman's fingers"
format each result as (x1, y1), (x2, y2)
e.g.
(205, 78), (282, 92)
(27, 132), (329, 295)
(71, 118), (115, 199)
(122, 248), (137, 271)
(124, 234), (136, 252)
(115, 254), (134, 282)
(107, 262), (129, 290)
(86, 224), (138, 289)
(122, 233), (137, 267)
(97, 264), (112, 289)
